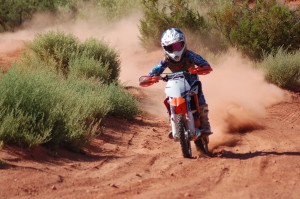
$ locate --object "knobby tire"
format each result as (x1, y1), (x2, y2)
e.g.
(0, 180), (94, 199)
(177, 114), (192, 158)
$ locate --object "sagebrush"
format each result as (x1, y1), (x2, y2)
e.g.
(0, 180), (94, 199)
(258, 48), (300, 90)
(0, 32), (140, 150)
(208, 0), (300, 59)
(28, 31), (121, 83)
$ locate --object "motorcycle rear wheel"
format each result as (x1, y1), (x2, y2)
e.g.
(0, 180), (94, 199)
(177, 114), (192, 158)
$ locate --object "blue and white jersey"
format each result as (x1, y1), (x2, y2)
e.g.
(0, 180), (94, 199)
(148, 50), (211, 77)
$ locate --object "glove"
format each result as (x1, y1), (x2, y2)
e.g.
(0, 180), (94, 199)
(188, 67), (212, 75)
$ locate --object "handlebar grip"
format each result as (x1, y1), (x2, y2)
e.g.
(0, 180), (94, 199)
(188, 67), (212, 75)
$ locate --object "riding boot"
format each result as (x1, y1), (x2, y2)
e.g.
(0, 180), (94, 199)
(199, 104), (213, 135)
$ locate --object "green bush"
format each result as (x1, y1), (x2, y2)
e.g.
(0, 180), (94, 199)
(139, 0), (208, 49)
(0, 0), (68, 32)
(94, 0), (141, 21)
(0, 66), (108, 149)
(0, 64), (140, 149)
(105, 84), (141, 120)
(0, 31), (140, 149)
(28, 31), (79, 75)
(64, 77), (140, 120)
(68, 55), (112, 83)
(28, 32), (121, 82)
(208, 0), (300, 59)
(0, 0), (143, 32)
(258, 47), (300, 91)
(78, 38), (120, 82)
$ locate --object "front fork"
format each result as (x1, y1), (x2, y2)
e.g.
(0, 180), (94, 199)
(165, 96), (197, 141)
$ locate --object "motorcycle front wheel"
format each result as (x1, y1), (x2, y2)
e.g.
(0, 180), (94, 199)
(177, 114), (192, 158)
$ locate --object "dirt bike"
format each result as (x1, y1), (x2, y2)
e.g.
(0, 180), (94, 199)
(139, 66), (211, 158)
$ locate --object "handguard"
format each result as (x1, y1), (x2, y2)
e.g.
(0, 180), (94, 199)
(188, 67), (212, 75)
(139, 76), (160, 87)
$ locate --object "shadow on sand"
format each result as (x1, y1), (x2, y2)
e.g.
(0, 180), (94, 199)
(217, 150), (300, 160)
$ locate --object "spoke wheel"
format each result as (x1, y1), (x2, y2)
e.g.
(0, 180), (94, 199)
(177, 114), (192, 158)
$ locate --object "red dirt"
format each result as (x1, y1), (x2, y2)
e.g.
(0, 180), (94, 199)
(0, 16), (299, 197)
(0, 48), (22, 72)
(0, 87), (299, 199)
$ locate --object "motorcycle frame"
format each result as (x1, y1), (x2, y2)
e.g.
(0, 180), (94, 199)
(164, 76), (201, 141)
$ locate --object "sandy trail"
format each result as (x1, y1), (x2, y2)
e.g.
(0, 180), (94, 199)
(0, 88), (299, 199)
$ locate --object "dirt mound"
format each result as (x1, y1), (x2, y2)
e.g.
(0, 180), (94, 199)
(0, 88), (299, 199)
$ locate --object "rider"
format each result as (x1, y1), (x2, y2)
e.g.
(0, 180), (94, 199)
(148, 27), (213, 137)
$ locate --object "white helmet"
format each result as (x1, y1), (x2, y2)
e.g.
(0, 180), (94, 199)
(161, 28), (186, 62)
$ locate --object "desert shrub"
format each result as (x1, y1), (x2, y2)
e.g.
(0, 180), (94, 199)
(77, 38), (120, 82)
(0, 0), (142, 32)
(94, 0), (141, 21)
(105, 84), (141, 120)
(0, 0), (68, 32)
(208, 0), (300, 59)
(0, 66), (112, 149)
(68, 55), (112, 83)
(139, 0), (208, 49)
(28, 31), (79, 75)
(0, 65), (140, 149)
(0, 35), (139, 149)
(258, 47), (300, 91)
(28, 32), (121, 82)
(64, 77), (140, 120)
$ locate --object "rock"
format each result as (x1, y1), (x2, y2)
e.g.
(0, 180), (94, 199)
(109, 183), (118, 188)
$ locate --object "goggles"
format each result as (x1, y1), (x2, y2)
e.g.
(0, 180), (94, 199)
(163, 41), (185, 53)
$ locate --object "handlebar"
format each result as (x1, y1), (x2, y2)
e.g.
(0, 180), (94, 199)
(139, 67), (212, 87)
(139, 71), (187, 87)
(162, 71), (190, 81)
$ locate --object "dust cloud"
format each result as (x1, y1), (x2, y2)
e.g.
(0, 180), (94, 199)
(0, 11), (286, 149)
(0, 11), (168, 115)
(201, 50), (286, 149)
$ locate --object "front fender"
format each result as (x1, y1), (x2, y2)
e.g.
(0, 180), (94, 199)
(170, 97), (187, 114)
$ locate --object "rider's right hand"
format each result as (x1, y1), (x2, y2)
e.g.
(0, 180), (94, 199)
(152, 76), (160, 83)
